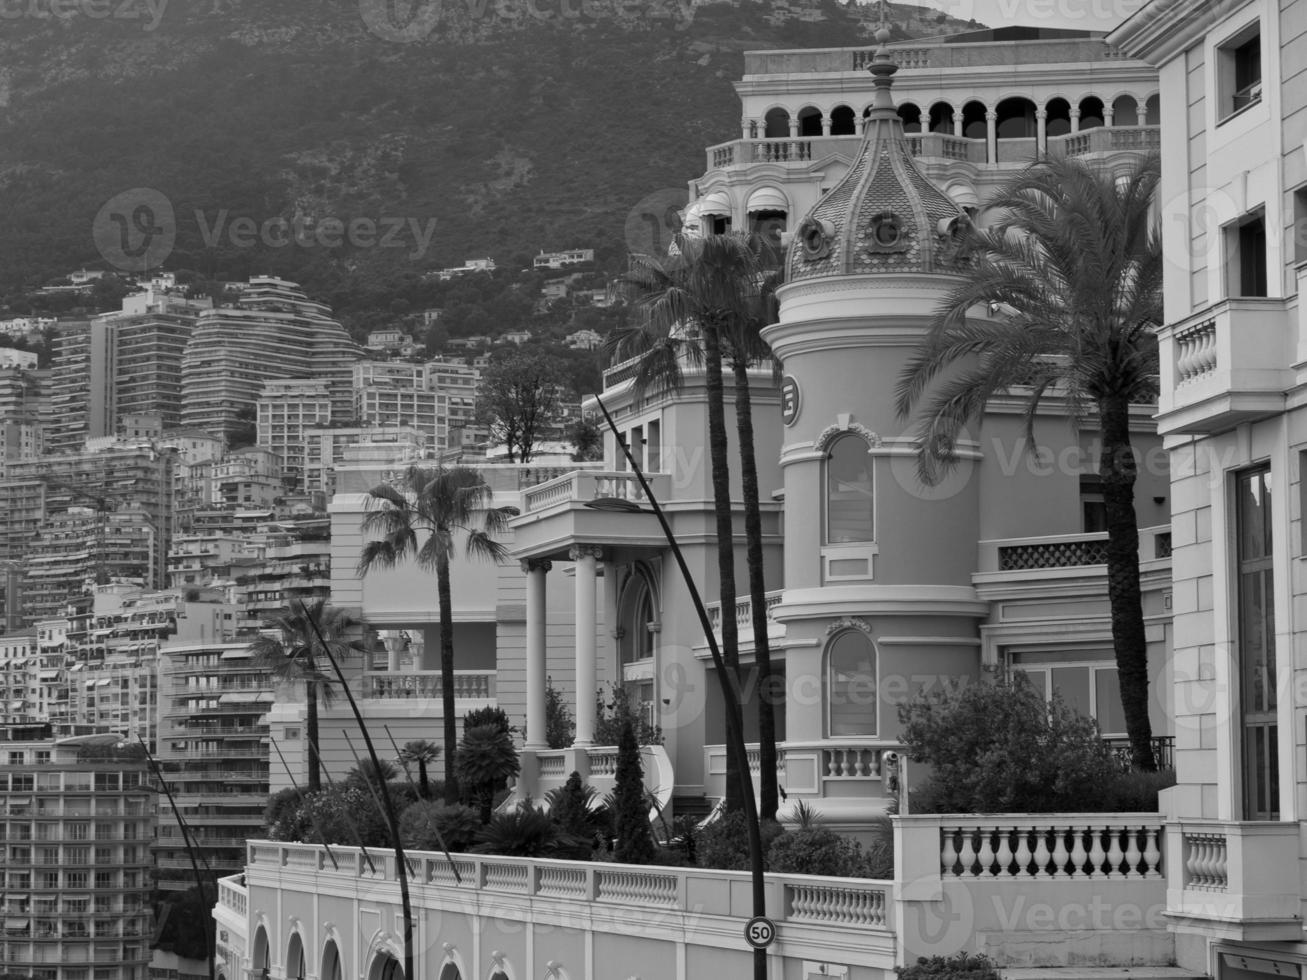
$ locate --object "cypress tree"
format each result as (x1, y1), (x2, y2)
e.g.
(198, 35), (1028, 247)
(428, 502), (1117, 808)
(613, 718), (656, 865)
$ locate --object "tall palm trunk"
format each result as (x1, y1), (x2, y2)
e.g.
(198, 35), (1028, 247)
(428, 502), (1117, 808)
(417, 761), (430, 799)
(306, 681), (321, 793)
(702, 318), (746, 813)
(731, 357), (779, 821)
(1099, 393), (1156, 771)
(437, 551), (461, 803)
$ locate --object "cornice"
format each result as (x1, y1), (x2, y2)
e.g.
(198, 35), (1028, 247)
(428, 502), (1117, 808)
(1107, 0), (1249, 64)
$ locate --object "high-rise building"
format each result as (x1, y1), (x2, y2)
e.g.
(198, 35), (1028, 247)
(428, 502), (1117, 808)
(180, 277), (362, 443)
(256, 379), (332, 489)
(0, 724), (154, 980)
(47, 321), (92, 454)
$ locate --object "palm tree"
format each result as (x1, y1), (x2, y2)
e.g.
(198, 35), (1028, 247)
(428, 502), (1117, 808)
(616, 231), (772, 813)
(397, 739), (441, 798)
(358, 464), (516, 803)
(895, 152), (1163, 770)
(250, 600), (365, 793)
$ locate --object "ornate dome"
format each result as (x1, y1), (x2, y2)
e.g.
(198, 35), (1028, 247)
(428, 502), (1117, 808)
(786, 34), (970, 281)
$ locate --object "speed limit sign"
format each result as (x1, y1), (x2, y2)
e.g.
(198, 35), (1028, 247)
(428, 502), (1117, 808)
(744, 915), (776, 949)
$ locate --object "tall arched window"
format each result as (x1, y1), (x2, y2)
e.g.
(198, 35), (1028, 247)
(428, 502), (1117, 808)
(826, 434), (875, 543)
(827, 630), (877, 737)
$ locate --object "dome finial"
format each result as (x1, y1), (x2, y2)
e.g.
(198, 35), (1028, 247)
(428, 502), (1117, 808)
(867, 0), (898, 114)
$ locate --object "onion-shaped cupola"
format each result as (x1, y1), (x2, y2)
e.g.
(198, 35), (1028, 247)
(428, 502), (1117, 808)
(786, 27), (971, 281)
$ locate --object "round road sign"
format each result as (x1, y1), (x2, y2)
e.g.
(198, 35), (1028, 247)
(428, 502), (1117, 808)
(744, 915), (776, 949)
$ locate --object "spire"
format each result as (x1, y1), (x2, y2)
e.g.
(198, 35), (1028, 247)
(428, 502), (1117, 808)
(867, 0), (898, 118)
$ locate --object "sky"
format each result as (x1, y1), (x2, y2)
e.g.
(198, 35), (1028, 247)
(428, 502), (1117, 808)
(909, 0), (1141, 32)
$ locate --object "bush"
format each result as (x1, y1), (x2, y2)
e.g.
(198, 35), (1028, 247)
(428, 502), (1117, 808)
(593, 684), (663, 746)
(455, 724), (521, 823)
(767, 827), (863, 877)
(293, 784), (389, 847)
(264, 788), (305, 839)
(897, 953), (1000, 980)
(899, 672), (1119, 813)
(545, 676), (574, 749)
(464, 705), (516, 736)
(473, 805), (587, 858)
(696, 810), (785, 871)
(546, 771), (606, 844)
(613, 719), (656, 865)
(398, 800), (483, 852)
(1100, 768), (1176, 811)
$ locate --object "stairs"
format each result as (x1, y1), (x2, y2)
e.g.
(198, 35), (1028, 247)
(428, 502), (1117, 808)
(669, 794), (715, 823)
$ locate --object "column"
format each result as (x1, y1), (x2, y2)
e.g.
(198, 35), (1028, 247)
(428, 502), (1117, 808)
(1070, 106), (1081, 133)
(985, 110), (998, 164)
(570, 545), (602, 747)
(953, 112), (963, 138)
(788, 117), (799, 138)
(741, 117), (751, 140)
(522, 559), (551, 750)
(1035, 108), (1048, 155)
(384, 635), (403, 673)
(821, 116), (832, 136)
(1103, 106), (1115, 128)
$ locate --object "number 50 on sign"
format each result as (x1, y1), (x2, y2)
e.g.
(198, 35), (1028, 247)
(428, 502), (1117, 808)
(744, 915), (775, 949)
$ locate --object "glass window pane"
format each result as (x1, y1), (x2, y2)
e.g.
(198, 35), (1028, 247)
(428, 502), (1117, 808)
(1051, 666), (1091, 718)
(826, 435), (874, 543)
(1094, 669), (1126, 735)
(828, 631), (876, 736)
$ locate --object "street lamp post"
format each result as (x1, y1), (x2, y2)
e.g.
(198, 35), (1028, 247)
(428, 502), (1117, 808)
(590, 396), (770, 980)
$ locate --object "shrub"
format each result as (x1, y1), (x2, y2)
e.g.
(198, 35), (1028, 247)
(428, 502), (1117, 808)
(897, 953), (1000, 980)
(1100, 768), (1177, 811)
(398, 800), (482, 852)
(264, 788), (305, 839)
(696, 810), (785, 871)
(295, 784), (389, 847)
(546, 771), (606, 844)
(898, 672), (1118, 813)
(464, 705), (516, 736)
(473, 805), (586, 858)
(545, 676), (575, 749)
(593, 684), (663, 746)
(613, 719), (656, 865)
(455, 724), (521, 823)
(767, 827), (861, 877)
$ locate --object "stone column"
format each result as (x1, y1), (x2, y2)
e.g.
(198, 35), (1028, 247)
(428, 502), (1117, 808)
(1035, 107), (1048, 155)
(522, 559), (551, 750)
(1103, 106), (1115, 128)
(570, 545), (603, 746)
(741, 118), (751, 140)
(788, 117), (799, 138)
(821, 116), (832, 136)
(985, 110), (998, 164)
(952, 112), (963, 138)
(1070, 106), (1081, 133)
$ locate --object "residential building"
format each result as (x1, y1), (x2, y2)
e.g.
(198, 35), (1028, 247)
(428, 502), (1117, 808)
(1108, 0), (1307, 975)
(565, 328), (603, 350)
(180, 277), (361, 443)
(47, 321), (93, 454)
(433, 257), (496, 280)
(256, 379), (332, 490)
(0, 631), (38, 721)
(154, 606), (269, 892)
(0, 725), (153, 980)
(0, 347), (38, 369)
(302, 425), (424, 498)
(533, 248), (595, 269)
(365, 327), (409, 350)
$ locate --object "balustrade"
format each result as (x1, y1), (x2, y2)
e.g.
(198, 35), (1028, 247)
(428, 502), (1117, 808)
(1174, 320), (1218, 384)
(362, 670), (495, 701)
(1182, 832), (1228, 891)
(787, 883), (889, 926)
(940, 820), (1163, 879)
(596, 869), (678, 906)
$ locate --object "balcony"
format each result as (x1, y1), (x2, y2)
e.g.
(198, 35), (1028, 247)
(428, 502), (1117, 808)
(361, 669), (496, 701)
(511, 471), (672, 559)
(1166, 820), (1301, 940)
(702, 127), (1159, 174)
(1157, 297), (1293, 435)
(703, 589), (784, 655)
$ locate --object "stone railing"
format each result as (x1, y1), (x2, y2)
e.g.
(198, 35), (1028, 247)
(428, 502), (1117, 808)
(938, 816), (1164, 879)
(217, 874), (247, 917)
(361, 669), (496, 701)
(520, 471), (672, 515)
(1167, 820), (1301, 932)
(1158, 296), (1294, 435)
(245, 840), (895, 932)
(705, 589), (784, 633)
(980, 526), (1172, 573)
(705, 741), (898, 798)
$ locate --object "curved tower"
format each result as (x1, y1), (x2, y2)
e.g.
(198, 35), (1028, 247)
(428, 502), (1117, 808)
(762, 31), (986, 820)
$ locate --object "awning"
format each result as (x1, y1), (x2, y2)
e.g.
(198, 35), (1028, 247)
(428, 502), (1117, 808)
(38, 671), (58, 680)
(218, 693), (256, 705)
(257, 692), (275, 703)
(220, 650), (252, 660)
(698, 190), (731, 215)
(4, 918), (30, 929)
(9, 701), (23, 709)
(746, 186), (789, 212)
(96, 679), (112, 687)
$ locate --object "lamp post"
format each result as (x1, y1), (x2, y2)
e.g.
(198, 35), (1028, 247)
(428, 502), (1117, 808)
(588, 396), (769, 980)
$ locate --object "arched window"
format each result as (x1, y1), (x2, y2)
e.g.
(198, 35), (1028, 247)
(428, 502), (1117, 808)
(438, 965), (461, 980)
(826, 434), (874, 543)
(827, 630), (877, 737)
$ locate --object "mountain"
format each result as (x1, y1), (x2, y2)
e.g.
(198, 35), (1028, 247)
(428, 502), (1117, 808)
(0, 0), (980, 314)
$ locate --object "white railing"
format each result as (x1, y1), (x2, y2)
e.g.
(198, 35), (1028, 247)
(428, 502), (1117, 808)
(1174, 319), (1217, 384)
(706, 589), (783, 633)
(1182, 831), (1227, 891)
(217, 874), (247, 916)
(361, 669), (496, 700)
(245, 840), (895, 933)
(520, 471), (672, 514)
(938, 816), (1164, 879)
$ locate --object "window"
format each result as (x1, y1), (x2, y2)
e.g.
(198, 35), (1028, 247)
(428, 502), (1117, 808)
(1080, 477), (1107, 533)
(826, 434), (875, 543)
(827, 630), (877, 737)
(1218, 22), (1261, 118)
(1237, 466), (1278, 819)
(1293, 188), (1307, 266)
(1227, 210), (1268, 297)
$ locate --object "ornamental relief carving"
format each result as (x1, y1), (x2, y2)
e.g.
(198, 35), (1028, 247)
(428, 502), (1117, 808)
(825, 617), (873, 635)
(815, 421), (883, 452)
